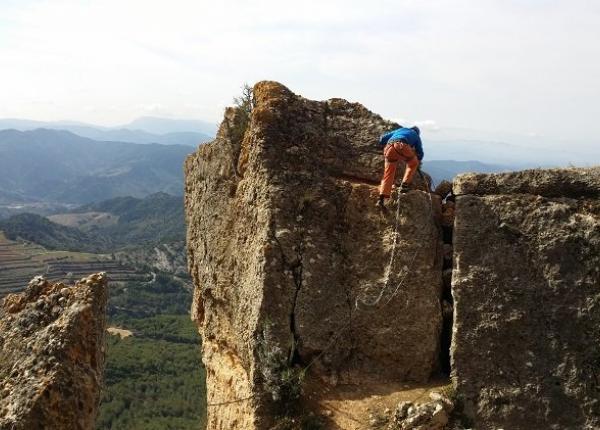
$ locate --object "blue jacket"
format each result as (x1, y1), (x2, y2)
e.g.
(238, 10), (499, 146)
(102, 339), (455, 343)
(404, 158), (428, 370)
(379, 127), (424, 160)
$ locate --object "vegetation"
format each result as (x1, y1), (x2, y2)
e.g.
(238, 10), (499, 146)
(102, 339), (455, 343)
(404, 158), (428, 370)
(98, 326), (205, 430)
(258, 332), (305, 405)
(0, 193), (185, 253)
(97, 272), (206, 430)
(257, 322), (316, 429)
(77, 193), (185, 247)
(233, 83), (254, 117)
(230, 83), (254, 146)
(108, 274), (192, 319)
(0, 213), (110, 252)
(0, 129), (192, 204)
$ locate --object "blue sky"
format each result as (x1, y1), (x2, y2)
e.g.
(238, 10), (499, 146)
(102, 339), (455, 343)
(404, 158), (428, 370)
(1, 0), (599, 157)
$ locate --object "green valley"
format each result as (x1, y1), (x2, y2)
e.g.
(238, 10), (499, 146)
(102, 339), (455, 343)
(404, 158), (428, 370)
(0, 192), (207, 429)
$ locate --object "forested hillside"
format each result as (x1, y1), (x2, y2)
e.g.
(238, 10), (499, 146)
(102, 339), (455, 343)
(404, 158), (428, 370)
(97, 274), (206, 430)
(1, 193), (185, 252)
(0, 129), (192, 204)
(0, 213), (110, 252)
(71, 193), (185, 245)
(0, 190), (206, 429)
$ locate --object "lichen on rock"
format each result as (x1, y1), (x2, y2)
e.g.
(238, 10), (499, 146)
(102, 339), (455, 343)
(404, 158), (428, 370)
(0, 273), (108, 430)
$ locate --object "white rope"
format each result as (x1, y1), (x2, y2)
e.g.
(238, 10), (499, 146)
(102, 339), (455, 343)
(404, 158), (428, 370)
(355, 187), (434, 310)
(305, 187), (435, 371)
(208, 180), (436, 401)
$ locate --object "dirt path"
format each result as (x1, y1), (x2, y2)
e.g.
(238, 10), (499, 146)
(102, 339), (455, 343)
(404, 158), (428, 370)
(106, 326), (134, 338)
(306, 377), (450, 430)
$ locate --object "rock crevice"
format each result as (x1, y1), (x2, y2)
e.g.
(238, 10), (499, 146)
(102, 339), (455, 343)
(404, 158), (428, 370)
(186, 83), (600, 430)
(185, 81), (443, 429)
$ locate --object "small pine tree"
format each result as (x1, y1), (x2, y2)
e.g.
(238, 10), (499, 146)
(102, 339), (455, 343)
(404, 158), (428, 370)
(229, 83), (255, 166)
(233, 83), (254, 116)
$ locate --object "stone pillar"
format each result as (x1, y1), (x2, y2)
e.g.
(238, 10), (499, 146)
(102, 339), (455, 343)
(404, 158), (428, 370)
(451, 168), (600, 429)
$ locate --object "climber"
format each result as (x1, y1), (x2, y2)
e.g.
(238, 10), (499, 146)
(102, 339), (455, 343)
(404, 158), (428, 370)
(376, 126), (424, 208)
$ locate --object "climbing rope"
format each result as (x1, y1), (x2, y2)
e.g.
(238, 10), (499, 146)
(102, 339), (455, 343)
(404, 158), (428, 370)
(206, 178), (436, 407)
(304, 185), (435, 373)
(355, 184), (434, 310)
(206, 394), (257, 408)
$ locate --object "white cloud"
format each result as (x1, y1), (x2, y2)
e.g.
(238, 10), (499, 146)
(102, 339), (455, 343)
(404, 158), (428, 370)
(0, 0), (598, 158)
(414, 120), (441, 132)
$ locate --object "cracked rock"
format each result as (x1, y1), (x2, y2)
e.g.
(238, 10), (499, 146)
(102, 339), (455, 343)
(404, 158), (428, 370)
(0, 273), (108, 430)
(185, 81), (443, 429)
(452, 168), (600, 430)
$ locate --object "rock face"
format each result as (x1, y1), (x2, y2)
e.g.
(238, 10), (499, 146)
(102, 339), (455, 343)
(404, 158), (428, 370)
(185, 81), (443, 429)
(0, 273), (108, 430)
(452, 167), (600, 429)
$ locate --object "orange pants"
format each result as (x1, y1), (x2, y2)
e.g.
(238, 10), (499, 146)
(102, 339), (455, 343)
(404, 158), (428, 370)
(379, 141), (420, 197)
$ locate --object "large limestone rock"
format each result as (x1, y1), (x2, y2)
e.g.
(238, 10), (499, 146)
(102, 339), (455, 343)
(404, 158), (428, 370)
(185, 81), (443, 429)
(0, 273), (108, 430)
(451, 167), (600, 429)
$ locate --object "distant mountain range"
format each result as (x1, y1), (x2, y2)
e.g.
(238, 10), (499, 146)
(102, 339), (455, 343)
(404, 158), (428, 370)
(425, 160), (508, 185)
(0, 116), (216, 147)
(123, 116), (218, 135)
(0, 123), (520, 210)
(0, 129), (193, 204)
(425, 126), (599, 167)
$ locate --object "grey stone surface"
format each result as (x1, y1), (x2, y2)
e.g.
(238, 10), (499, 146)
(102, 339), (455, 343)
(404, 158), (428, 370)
(452, 168), (600, 430)
(454, 167), (600, 198)
(0, 273), (108, 430)
(185, 81), (443, 429)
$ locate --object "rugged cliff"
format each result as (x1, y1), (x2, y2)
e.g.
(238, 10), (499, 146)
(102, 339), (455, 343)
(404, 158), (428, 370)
(0, 273), (108, 430)
(185, 81), (444, 429)
(452, 167), (600, 429)
(185, 81), (600, 430)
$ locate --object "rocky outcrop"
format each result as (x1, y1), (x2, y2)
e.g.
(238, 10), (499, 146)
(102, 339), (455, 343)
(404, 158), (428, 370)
(451, 167), (600, 429)
(0, 273), (108, 430)
(185, 81), (443, 429)
(372, 392), (454, 430)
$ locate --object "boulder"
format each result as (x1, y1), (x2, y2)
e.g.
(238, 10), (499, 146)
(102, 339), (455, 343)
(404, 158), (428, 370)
(452, 167), (600, 429)
(434, 180), (453, 199)
(185, 81), (443, 429)
(0, 273), (108, 430)
(387, 393), (454, 430)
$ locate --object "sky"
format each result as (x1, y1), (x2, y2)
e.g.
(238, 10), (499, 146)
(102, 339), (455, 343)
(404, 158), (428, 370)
(1, 0), (599, 152)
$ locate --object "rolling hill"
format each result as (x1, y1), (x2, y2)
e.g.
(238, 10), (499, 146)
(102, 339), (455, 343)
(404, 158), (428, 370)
(0, 129), (193, 204)
(425, 159), (508, 185)
(0, 193), (185, 253)
(0, 213), (109, 253)
(69, 192), (185, 246)
(0, 117), (216, 146)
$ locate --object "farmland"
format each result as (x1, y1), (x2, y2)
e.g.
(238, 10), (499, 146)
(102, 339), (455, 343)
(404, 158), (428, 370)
(0, 231), (149, 296)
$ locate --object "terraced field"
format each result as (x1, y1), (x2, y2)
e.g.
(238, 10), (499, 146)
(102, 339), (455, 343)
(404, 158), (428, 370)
(0, 231), (150, 297)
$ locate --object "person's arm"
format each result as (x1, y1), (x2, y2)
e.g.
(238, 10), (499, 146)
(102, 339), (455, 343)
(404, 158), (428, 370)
(379, 130), (394, 146)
